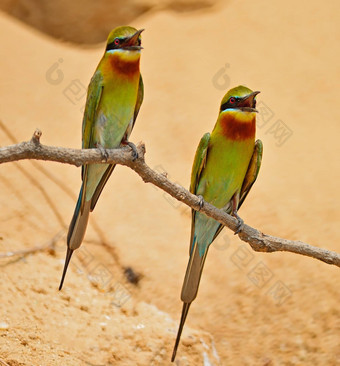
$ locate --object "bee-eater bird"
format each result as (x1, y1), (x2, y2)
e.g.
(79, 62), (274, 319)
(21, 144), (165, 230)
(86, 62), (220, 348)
(171, 86), (263, 361)
(59, 26), (144, 290)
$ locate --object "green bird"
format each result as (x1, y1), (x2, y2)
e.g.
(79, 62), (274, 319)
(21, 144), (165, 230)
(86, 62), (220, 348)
(171, 86), (263, 361)
(59, 26), (144, 290)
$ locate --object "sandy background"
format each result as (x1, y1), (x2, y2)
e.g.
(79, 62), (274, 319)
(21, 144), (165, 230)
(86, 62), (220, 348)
(0, 0), (340, 365)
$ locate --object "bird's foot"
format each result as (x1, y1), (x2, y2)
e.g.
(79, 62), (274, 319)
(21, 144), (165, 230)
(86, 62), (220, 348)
(96, 143), (109, 162)
(197, 195), (204, 211)
(126, 141), (139, 161)
(233, 211), (244, 235)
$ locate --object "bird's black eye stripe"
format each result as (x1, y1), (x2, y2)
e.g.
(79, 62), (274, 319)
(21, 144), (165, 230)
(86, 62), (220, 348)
(106, 41), (116, 51)
(106, 37), (128, 51)
(220, 102), (229, 111)
(220, 97), (240, 111)
(106, 36), (142, 51)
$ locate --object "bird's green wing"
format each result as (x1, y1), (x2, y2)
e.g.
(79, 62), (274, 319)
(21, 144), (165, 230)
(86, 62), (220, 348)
(82, 71), (104, 151)
(211, 139), (263, 241)
(133, 75), (144, 123)
(90, 75), (144, 211)
(190, 133), (210, 195)
(81, 71), (103, 179)
(80, 71), (103, 211)
(239, 139), (263, 209)
(189, 133), (210, 252)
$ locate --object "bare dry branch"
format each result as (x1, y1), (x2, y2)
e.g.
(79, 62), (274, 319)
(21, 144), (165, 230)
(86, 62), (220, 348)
(0, 130), (339, 268)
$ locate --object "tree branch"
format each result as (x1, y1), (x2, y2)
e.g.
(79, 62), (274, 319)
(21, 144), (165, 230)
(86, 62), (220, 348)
(1, 129), (339, 268)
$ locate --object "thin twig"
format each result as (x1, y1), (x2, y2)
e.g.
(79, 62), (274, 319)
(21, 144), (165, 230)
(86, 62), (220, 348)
(0, 358), (11, 366)
(0, 231), (64, 259)
(0, 122), (119, 267)
(0, 122), (66, 228)
(0, 130), (339, 268)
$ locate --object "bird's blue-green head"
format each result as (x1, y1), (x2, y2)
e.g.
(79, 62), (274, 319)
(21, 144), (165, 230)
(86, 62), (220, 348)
(220, 86), (260, 114)
(105, 26), (144, 53)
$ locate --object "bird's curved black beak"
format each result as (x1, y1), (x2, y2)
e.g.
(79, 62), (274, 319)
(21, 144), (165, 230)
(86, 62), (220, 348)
(123, 29), (144, 50)
(239, 91), (260, 112)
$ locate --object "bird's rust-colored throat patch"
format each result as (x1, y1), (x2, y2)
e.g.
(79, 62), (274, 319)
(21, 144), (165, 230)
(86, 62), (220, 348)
(106, 52), (140, 77)
(220, 112), (256, 140)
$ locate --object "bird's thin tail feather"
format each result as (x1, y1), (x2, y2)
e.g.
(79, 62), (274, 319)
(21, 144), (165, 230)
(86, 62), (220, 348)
(59, 186), (91, 290)
(67, 186), (91, 250)
(59, 247), (73, 291)
(171, 242), (208, 361)
(90, 164), (115, 211)
(181, 240), (209, 303)
(171, 302), (191, 362)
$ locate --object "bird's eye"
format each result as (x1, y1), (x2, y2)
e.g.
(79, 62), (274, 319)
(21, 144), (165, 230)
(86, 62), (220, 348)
(114, 38), (120, 45)
(229, 97), (236, 104)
